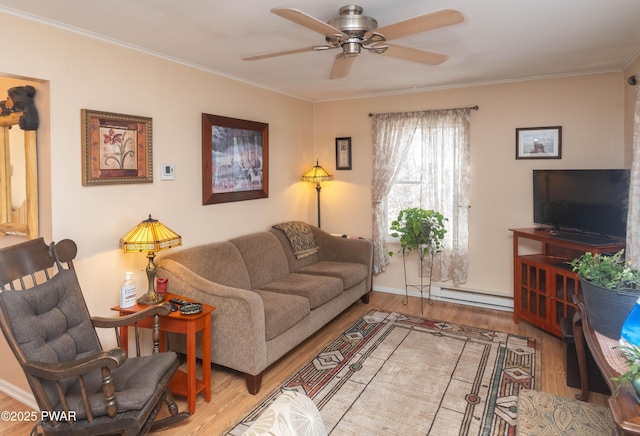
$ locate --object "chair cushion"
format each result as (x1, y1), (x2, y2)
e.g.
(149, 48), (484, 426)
(516, 389), (615, 436)
(0, 269), (102, 409)
(297, 261), (369, 289)
(66, 352), (178, 420)
(258, 273), (343, 309)
(0, 269), (101, 363)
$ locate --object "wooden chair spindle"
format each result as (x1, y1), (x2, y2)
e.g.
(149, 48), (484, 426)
(134, 322), (141, 357)
(152, 314), (161, 354)
(77, 375), (93, 423)
(101, 366), (117, 418)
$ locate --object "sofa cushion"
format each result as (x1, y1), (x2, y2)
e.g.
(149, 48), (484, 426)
(270, 228), (320, 272)
(297, 261), (369, 289)
(253, 290), (310, 341)
(160, 241), (251, 289)
(231, 232), (290, 289)
(258, 273), (343, 309)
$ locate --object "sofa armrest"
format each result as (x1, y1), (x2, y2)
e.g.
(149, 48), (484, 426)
(311, 227), (373, 290)
(156, 258), (269, 375)
(311, 227), (373, 267)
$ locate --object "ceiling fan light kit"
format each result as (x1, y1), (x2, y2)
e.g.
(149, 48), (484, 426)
(243, 5), (464, 79)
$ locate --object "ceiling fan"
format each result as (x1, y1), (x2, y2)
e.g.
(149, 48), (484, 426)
(242, 5), (464, 80)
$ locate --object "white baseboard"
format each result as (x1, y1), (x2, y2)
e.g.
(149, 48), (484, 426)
(0, 379), (37, 410)
(374, 284), (514, 312)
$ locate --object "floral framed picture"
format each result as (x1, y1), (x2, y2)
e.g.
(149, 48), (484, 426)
(335, 137), (352, 170)
(202, 113), (269, 204)
(81, 109), (153, 185)
(516, 126), (562, 159)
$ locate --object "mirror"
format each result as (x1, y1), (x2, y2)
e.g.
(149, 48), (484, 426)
(0, 85), (38, 239)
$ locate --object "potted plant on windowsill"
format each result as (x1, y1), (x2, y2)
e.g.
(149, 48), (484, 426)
(388, 208), (447, 257)
(570, 249), (640, 339)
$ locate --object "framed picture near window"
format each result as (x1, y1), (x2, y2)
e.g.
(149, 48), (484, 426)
(202, 113), (269, 204)
(81, 109), (153, 186)
(516, 126), (562, 159)
(335, 137), (352, 170)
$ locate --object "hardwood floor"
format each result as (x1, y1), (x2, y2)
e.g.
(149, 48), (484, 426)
(0, 291), (609, 435)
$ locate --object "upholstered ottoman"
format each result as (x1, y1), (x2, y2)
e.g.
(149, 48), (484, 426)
(242, 391), (326, 436)
(516, 389), (615, 435)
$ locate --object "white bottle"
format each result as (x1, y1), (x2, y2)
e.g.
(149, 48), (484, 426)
(120, 272), (136, 308)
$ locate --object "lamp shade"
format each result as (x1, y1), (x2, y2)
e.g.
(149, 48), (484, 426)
(302, 160), (333, 184)
(120, 215), (182, 253)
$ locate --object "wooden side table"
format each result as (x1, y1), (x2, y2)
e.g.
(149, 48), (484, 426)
(112, 293), (215, 415)
(573, 294), (640, 434)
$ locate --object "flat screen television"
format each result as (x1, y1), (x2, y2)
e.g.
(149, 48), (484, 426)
(533, 169), (630, 241)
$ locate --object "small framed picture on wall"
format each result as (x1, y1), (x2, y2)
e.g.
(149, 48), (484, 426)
(336, 137), (352, 170)
(516, 126), (562, 159)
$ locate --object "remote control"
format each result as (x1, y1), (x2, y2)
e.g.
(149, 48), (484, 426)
(169, 298), (189, 305)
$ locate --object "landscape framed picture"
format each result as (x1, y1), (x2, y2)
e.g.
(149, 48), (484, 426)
(81, 109), (153, 185)
(516, 126), (562, 159)
(202, 113), (269, 204)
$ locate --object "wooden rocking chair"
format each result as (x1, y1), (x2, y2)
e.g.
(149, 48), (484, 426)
(0, 237), (190, 435)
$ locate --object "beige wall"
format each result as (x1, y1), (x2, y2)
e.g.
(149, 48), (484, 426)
(0, 12), (314, 396)
(313, 73), (627, 297)
(0, 9), (636, 404)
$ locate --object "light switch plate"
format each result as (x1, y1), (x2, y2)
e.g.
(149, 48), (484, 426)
(161, 164), (174, 180)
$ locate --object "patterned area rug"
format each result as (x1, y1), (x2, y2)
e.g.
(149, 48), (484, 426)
(228, 309), (538, 435)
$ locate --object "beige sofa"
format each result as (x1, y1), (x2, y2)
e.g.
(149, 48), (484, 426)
(156, 223), (372, 394)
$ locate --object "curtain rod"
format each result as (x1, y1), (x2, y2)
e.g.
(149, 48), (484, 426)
(368, 105), (479, 117)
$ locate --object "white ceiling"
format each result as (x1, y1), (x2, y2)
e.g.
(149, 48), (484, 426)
(2, 0), (640, 102)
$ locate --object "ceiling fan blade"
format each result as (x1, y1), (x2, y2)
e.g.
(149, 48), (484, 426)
(381, 44), (449, 65)
(242, 46), (315, 61)
(369, 9), (464, 41)
(330, 54), (355, 80)
(271, 7), (347, 38)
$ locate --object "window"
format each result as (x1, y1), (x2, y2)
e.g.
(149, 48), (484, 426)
(385, 121), (462, 240)
(371, 108), (471, 285)
(386, 129), (425, 239)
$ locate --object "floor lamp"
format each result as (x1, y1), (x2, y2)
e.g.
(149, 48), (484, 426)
(302, 160), (333, 228)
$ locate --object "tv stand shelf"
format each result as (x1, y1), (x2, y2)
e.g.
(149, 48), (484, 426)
(510, 228), (624, 338)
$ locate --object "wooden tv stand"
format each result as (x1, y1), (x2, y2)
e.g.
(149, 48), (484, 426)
(510, 228), (624, 337)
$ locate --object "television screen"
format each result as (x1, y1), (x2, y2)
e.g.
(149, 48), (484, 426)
(533, 169), (630, 239)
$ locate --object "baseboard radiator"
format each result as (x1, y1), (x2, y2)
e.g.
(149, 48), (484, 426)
(0, 379), (37, 410)
(374, 284), (513, 312)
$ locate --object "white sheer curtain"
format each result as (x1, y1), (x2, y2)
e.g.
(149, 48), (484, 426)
(627, 73), (640, 267)
(371, 113), (420, 274)
(418, 109), (471, 285)
(370, 108), (471, 284)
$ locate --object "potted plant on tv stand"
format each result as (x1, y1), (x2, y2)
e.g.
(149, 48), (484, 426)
(388, 208), (447, 312)
(570, 249), (640, 340)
